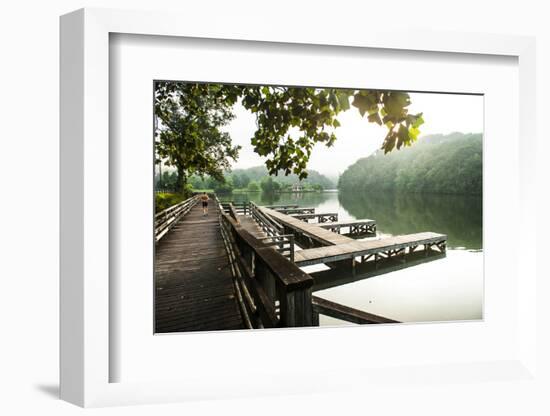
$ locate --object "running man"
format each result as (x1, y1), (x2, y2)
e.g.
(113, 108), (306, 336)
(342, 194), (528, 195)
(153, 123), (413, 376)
(200, 192), (209, 216)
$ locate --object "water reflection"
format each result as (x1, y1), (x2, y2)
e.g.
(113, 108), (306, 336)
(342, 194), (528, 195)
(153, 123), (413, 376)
(338, 192), (482, 250)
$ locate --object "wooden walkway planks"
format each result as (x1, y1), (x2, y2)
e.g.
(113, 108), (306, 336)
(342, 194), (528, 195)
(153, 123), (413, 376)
(294, 232), (447, 266)
(155, 202), (244, 333)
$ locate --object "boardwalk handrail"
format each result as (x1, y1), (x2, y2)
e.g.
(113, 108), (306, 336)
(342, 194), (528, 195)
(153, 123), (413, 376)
(249, 202), (295, 262)
(220, 200), (249, 215)
(219, 211), (314, 328)
(227, 203), (241, 224)
(250, 202), (283, 234)
(155, 195), (199, 242)
(259, 206), (353, 247)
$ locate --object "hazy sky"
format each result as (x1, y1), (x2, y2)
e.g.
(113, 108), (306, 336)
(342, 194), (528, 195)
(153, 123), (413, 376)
(224, 92), (483, 178)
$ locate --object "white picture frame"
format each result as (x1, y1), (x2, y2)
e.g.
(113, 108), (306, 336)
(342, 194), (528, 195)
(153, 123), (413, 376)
(60, 7), (537, 407)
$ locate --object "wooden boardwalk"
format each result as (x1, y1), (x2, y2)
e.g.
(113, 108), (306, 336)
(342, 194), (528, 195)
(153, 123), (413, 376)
(155, 202), (244, 333)
(294, 231), (447, 266)
(152, 199), (446, 330)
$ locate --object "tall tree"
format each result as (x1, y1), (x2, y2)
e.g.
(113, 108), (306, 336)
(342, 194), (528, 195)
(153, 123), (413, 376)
(155, 82), (240, 192)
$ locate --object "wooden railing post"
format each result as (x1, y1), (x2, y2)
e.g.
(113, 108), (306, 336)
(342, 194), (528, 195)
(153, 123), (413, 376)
(279, 285), (313, 327)
(254, 257), (277, 304)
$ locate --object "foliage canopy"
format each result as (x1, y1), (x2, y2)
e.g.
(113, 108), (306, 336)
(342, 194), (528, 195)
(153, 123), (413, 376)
(155, 82), (423, 192)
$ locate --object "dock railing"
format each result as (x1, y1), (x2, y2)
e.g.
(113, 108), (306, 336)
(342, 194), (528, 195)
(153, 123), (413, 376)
(220, 200), (249, 215)
(155, 195), (199, 242)
(218, 205), (314, 328)
(248, 202), (295, 262)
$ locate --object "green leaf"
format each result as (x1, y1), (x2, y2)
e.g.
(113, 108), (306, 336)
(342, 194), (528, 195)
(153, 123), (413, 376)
(337, 92), (350, 111)
(328, 91), (339, 109)
(397, 124), (409, 149)
(352, 94), (370, 117)
(408, 126), (420, 141)
(383, 131), (397, 153)
(412, 114), (424, 128)
(367, 113), (382, 125)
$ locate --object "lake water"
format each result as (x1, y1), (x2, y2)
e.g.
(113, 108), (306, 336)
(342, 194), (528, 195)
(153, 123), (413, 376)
(223, 190), (483, 326)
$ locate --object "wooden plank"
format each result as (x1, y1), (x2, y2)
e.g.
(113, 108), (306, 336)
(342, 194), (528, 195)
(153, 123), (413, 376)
(312, 296), (399, 324)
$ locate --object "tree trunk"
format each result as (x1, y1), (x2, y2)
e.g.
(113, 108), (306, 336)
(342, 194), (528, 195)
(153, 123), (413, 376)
(176, 165), (187, 195)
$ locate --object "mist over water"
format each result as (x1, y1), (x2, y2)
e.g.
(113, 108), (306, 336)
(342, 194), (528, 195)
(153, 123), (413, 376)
(223, 190), (483, 325)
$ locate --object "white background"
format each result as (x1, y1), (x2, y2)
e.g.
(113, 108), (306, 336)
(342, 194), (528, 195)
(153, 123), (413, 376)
(1, 1), (549, 415)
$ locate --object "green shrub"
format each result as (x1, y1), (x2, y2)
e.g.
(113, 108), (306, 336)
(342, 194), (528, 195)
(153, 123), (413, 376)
(155, 192), (186, 212)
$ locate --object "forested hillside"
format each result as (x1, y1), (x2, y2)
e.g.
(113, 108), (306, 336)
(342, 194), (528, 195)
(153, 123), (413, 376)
(338, 132), (482, 195)
(157, 165), (335, 193)
(228, 166), (335, 190)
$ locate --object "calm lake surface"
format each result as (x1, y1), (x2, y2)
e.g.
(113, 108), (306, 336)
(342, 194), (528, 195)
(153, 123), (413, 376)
(222, 190), (483, 325)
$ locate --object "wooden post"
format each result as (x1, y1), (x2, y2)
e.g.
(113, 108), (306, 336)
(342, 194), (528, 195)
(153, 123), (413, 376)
(255, 259), (276, 304)
(279, 286), (313, 327)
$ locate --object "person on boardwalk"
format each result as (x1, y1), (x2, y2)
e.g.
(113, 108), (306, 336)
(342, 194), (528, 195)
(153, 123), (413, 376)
(200, 192), (210, 216)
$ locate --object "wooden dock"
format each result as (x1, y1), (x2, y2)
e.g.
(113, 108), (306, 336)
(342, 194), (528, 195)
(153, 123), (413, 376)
(155, 200), (244, 333)
(258, 205), (446, 290)
(291, 212), (339, 223)
(294, 232), (447, 266)
(319, 219), (376, 236)
(259, 206), (352, 247)
(274, 207), (316, 214)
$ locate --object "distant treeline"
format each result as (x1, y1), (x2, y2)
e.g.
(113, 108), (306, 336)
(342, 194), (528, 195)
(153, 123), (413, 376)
(155, 165), (335, 194)
(338, 132), (482, 195)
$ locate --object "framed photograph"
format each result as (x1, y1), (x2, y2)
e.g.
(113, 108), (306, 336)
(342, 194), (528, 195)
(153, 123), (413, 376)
(60, 8), (537, 407)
